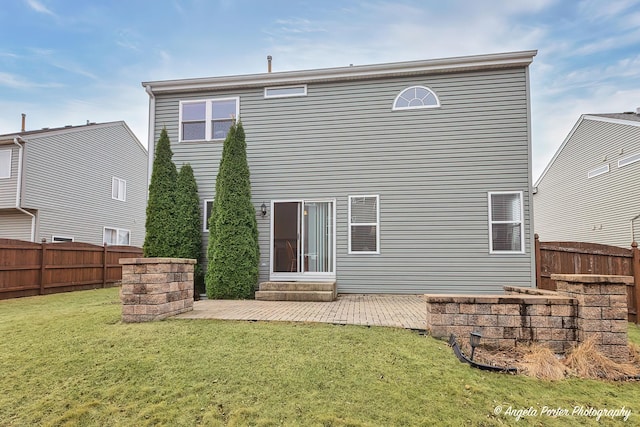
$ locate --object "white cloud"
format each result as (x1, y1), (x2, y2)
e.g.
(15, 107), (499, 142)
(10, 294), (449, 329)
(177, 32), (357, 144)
(0, 72), (62, 89)
(272, 18), (327, 34)
(25, 0), (55, 16)
(577, 0), (640, 20)
(116, 29), (141, 51)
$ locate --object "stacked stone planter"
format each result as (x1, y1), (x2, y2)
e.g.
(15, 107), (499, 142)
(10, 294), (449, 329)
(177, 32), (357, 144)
(119, 257), (196, 322)
(552, 274), (631, 362)
(425, 274), (633, 362)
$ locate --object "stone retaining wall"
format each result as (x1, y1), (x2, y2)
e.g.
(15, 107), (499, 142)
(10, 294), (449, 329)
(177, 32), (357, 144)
(425, 274), (632, 362)
(426, 293), (577, 353)
(554, 274), (630, 362)
(119, 257), (196, 322)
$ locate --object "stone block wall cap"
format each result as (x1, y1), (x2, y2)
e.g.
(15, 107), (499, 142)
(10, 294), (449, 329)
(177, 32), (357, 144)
(503, 285), (559, 296)
(550, 274), (633, 284)
(424, 293), (576, 305)
(119, 257), (197, 265)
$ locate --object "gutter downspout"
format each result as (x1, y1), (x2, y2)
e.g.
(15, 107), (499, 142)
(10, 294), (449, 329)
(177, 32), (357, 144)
(13, 137), (36, 242)
(144, 85), (156, 194)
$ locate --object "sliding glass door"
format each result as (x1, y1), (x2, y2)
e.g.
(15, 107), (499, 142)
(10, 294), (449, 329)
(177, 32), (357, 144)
(271, 200), (335, 280)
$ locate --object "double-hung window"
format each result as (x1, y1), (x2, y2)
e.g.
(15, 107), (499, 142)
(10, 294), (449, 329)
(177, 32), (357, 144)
(348, 195), (380, 254)
(488, 191), (524, 254)
(180, 97), (239, 142)
(112, 177), (126, 201)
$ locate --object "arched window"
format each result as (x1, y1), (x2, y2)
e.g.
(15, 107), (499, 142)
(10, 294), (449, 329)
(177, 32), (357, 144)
(392, 86), (440, 110)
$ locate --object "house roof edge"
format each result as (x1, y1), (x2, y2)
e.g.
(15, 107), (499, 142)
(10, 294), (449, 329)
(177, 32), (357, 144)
(142, 50), (537, 94)
(534, 113), (640, 188)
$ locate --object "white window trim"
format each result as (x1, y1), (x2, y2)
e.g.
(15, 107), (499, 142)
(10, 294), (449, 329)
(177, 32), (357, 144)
(587, 164), (609, 178)
(264, 85), (308, 98)
(348, 195), (380, 255)
(488, 191), (525, 255)
(618, 152), (640, 168)
(112, 177), (126, 201)
(179, 97), (240, 142)
(0, 149), (11, 179)
(103, 227), (131, 245)
(392, 85), (440, 111)
(52, 235), (74, 243)
(203, 199), (213, 232)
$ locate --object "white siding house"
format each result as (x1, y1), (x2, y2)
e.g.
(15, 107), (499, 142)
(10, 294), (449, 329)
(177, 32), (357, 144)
(534, 112), (640, 248)
(143, 51), (537, 294)
(0, 121), (148, 246)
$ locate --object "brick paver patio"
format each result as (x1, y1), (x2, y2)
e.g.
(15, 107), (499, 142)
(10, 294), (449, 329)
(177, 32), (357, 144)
(174, 294), (427, 330)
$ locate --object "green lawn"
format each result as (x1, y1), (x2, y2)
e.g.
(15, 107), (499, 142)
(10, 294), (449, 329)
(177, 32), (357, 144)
(1, 288), (639, 426)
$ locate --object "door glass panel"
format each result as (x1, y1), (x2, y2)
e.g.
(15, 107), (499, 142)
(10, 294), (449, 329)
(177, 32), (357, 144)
(303, 202), (333, 273)
(273, 202), (299, 272)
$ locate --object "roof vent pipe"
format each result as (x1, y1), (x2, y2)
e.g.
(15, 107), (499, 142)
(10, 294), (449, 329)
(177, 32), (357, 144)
(636, 107), (640, 115)
(267, 55), (272, 73)
(21, 113), (26, 132)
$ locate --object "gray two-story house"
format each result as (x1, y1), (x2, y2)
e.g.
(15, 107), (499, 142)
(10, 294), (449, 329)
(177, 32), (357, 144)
(534, 112), (640, 248)
(0, 121), (147, 246)
(143, 50), (537, 296)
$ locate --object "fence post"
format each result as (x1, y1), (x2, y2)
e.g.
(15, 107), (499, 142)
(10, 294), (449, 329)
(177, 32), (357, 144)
(103, 244), (108, 288)
(534, 233), (541, 288)
(633, 241), (640, 324)
(39, 238), (47, 295)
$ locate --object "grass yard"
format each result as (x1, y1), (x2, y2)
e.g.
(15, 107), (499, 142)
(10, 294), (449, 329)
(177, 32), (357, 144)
(1, 288), (639, 426)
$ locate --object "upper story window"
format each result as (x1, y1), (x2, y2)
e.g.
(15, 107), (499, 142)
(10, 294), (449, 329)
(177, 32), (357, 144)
(0, 149), (11, 179)
(112, 177), (126, 201)
(393, 86), (440, 110)
(587, 164), (609, 179)
(179, 97), (239, 142)
(264, 85), (307, 98)
(488, 191), (524, 254)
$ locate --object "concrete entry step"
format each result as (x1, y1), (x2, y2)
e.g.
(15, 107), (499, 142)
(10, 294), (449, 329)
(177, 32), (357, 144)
(255, 290), (335, 302)
(256, 281), (337, 301)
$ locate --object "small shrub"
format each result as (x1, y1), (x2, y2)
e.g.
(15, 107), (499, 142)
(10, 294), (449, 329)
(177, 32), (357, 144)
(564, 336), (638, 380)
(516, 344), (566, 381)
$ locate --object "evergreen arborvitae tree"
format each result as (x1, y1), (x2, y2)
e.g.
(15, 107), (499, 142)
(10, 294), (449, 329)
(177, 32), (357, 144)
(206, 121), (259, 299)
(143, 128), (178, 257)
(176, 163), (204, 294)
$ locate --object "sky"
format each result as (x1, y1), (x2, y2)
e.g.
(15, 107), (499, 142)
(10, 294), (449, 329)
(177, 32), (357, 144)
(1, 0), (639, 181)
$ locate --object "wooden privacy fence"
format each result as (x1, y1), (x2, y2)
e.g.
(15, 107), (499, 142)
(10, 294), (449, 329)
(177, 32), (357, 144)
(535, 234), (640, 323)
(0, 239), (142, 300)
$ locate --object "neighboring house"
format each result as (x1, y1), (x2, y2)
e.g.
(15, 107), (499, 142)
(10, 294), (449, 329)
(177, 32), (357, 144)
(534, 112), (640, 248)
(142, 50), (537, 295)
(0, 121), (147, 246)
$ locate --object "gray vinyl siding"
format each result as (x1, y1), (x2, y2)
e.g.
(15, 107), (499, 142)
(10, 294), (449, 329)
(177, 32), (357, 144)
(0, 209), (33, 240)
(20, 123), (148, 246)
(534, 118), (640, 248)
(0, 145), (19, 208)
(154, 67), (533, 294)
